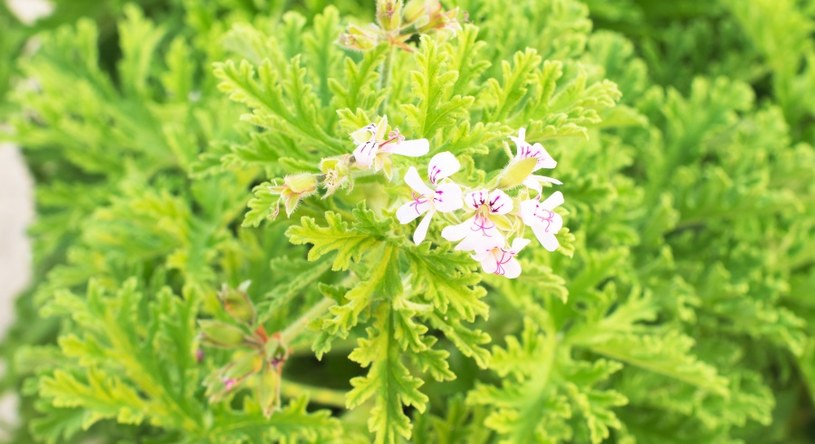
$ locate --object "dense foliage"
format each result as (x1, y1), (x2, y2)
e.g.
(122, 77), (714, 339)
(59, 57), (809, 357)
(1, 0), (814, 442)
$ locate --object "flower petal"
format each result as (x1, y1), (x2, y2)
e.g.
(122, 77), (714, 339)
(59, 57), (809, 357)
(522, 176), (542, 193)
(509, 128), (527, 148)
(520, 199), (539, 226)
(353, 140), (378, 168)
(413, 211), (434, 245)
(479, 250), (499, 274)
(455, 222), (504, 251)
(520, 198), (563, 233)
(396, 197), (430, 224)
(465, 190), (489, 210)
(532, 225), (559, 251)
(510, 237), (531, 253)
(404, 167), (434, 196)
(487, 190), (513, 215)
(442, 217), (504, 251)
(433, 182), (463, 213)
(523, 174), (563, 192)
(501, 257), (522, 278)
(441, 218), (472, 242)
(530, 143), (557, 170)
(384, 138), (430, 157)
(541, 191), (564, 210)
(427, 151), (460, 184)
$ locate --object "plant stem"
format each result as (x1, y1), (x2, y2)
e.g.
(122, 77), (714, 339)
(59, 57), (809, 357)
(280, 297), (336, 344)
(378, 45), (395, 114)
(280, 379), (347, 408)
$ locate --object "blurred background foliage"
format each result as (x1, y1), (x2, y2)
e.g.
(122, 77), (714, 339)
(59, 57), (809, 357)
(0, 0), (814, 442)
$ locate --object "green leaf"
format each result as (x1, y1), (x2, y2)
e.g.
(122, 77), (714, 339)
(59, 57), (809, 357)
(286, 211), (382, 271)
(347, 303), (429, 444)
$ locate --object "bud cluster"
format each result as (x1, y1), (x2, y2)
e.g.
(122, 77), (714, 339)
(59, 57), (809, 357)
(339, 0), (462, 51)
(199, 282), (289, 417)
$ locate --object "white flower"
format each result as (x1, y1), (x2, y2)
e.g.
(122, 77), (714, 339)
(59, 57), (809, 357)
(351, 116), (429, 173)
(396, 152), (463, 244)
(509, 128), (561, 193)
(520, 191), (564, 252)
(473, 238), (531, 279)
(441, 189), (513, 251)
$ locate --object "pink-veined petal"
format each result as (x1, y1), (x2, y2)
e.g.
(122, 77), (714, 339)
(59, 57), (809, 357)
(487, 190), (513, 215)
(456, 223), (504, 251)
(479, 250), (499, 274)
(509, 128), (527, 148)
(531, 143), (557, 170)
(353, 140), (377, 168)
(396, 197), (430, 224)
(433, 182), (463, 213)
(520, 198), (563, 233)
(404, 167), (434, 195)
(427, 151), (460, 184)
(501, 256), (522, 278)
(442, 214), (505, 251)
(532, 225), (559, 251)
(413, 211), (434, 245)
(541, 191), (564, 210)
(520, 199), (539, 226)
(465, 190), (489, 210)
(383, 138), (430, 157)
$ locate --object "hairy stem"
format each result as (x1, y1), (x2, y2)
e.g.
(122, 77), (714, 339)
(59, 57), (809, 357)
(378, 45), (395, 113)
(281, 297), (336, 344)
(281, 379), (347, 407)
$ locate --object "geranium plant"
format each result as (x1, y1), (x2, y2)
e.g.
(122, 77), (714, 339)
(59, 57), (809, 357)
(1, 0), (814, 443)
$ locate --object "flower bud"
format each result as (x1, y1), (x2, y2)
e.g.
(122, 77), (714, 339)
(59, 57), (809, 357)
(498, 157), (538, 188)
(376, 0), (403, 32)
(272, 173), (319, 217)
(403, 0), (429, 24)
(218, 282), (256, 325)
(204, 352), (263, 402)
(338, 23), (381, 52)
(199, 319), (248, 348)
(320, 156), (352, 197)
(256, 364), (283, 418)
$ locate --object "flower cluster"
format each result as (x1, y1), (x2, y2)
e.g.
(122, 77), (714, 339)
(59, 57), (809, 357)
(389, 126), (565, 279)
(273, 117), (566, 280)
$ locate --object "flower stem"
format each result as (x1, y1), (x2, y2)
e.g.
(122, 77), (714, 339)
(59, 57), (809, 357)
(280, 297), (336, 345)
(378, 44), (395, 114)
(280, 379), (347, 408)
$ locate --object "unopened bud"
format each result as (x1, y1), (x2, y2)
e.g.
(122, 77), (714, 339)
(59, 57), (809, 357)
(376, 0), (403, 32)
(338, 23), (381, 51)
(204, 352), (263, 402)
(199, 320), (248, 348)
(403, 0), (428, 24)
(271, 173), (319, 217)
(320, 156), (352, 197)
(498, 157), (538, 189)
(218, 282), (256, 325)
(256, 364), (283, 418)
